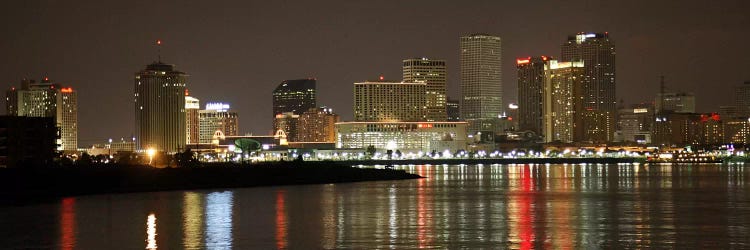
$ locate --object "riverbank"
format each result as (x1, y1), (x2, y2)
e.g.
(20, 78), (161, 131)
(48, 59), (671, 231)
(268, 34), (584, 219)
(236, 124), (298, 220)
(337, 157), (643, 166)
(0, 161), (420, 204)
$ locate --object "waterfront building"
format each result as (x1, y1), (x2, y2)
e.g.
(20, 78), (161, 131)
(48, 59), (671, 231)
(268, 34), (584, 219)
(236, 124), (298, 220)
(5, 78), (77, 151)
(446, 98), (460, 121)
(615, 104), (654, 144)
(185, 94), (200, 144)
(402, 58), (447, 121)
(516, 56), (550, 135)
(134, 61), (187, 152)
(272, 79), (316, 117)
(297, 107), (339, 142)
(335, 121), (468, 153)
(0, 116), (58, 168)
(274, 112), (299, 141)
(561, 32), (616, 142)
(353, 79), (426, 122)
(724, 118), (750, 144)
(198, 102), (239, 144)
(543, 60), (585, 143)
(460, 34), (503, 134)
(656, 92), (695, 113)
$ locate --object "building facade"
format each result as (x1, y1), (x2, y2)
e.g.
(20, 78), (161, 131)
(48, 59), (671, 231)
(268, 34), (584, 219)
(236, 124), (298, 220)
(134, 62), (187, 152)
(516, 56), (550, 135)
(353, 80), (426, 122)
(274, 112), (299, 142)
(402, 58), (447, 121)
(198, 103), (239, 144)
(185, 95), (200, 144)
(460, 34), (503, 134)
(615, 105), (654, 144)
(336, 121), (468, 153)
(297, 107), (339, 142)
(446, 98), (460, 121)
(5, 78), (77, 151)
(272, 79), (316, 117)
(656, 92), (695, 113)
(561, 33), (616, 142)
(0, 116), (58, 168)
(543, 60), (585, 143)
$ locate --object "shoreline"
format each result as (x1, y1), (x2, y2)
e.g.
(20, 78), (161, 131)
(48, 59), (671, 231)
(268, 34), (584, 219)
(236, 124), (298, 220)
(0, 161), (420, 204)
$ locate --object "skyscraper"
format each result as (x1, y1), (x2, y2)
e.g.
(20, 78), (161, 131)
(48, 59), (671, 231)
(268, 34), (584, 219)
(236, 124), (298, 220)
(734, 81), (750, 117)
(460, 34), (502, 134)
(353, 79), (426, 122)
(561, 32), (616, 142)
(446, 98), (460, 121)
(402, 58), (447, 121)
(296, 107), (339, 142)
(185, 93), (200, 144)
(198, 102), (239, 144)
(272, 79), (316, 117)
(6, 78), (78, 151)
(274, 112), (299, 141)
(543, 60), (585, 143)
(134, 62), (187, 152)
(516, 56), (550, 135)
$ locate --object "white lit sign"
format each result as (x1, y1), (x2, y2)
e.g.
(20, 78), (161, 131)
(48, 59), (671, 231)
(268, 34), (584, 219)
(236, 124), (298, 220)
(633, 108), (648, 113)
(206, 102), (230, 111)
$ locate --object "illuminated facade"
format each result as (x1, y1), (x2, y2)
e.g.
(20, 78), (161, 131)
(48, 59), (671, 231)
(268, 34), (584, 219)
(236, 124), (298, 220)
(272, 79), (316, 117)
(297, 107), (339, 142)
(561, 32), (616, 142)
(656, 92), (695, 113)
(273, 112), (299, 141)
(5, 78), (77, 151)
(336, 121), (468, 153)
(402, 58), (447, 121)
(460, 34), (503, 134)
(198, 103), (239, 144)
(185, 95), (200, 144)
(543, 60), (585, 143)
(516, 56), (550, 135)
(615, 104), (654, 144)
(353, 80), (426, 122)
(724, 119), (750, 144)
(134, 62), (187, 152)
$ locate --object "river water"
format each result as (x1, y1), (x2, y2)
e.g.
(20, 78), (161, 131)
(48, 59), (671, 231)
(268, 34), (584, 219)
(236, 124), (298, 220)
(2, 163), (750, 249)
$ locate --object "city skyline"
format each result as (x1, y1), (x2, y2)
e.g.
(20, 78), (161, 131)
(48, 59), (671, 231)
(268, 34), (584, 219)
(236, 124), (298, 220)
(1, 1), (748, 144)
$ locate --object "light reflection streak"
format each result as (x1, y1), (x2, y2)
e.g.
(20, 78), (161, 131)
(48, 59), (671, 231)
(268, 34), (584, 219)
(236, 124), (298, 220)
(416, 169), (433, 248)
(146, 213), (157, 250)
(205, 191), (233, 249)
(321, 185), (336, 249)
(276, 190), (288, 250)
(182, 192), (203, 249)
(61, 198), (76, 250)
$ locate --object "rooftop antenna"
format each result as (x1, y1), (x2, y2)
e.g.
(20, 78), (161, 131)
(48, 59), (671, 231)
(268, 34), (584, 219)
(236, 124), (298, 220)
(156, 40), (162, 63)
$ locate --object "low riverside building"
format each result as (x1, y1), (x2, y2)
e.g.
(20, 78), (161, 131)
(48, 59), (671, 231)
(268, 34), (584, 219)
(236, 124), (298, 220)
(335, 121), (468, 153)
(0, 116), (58, 168)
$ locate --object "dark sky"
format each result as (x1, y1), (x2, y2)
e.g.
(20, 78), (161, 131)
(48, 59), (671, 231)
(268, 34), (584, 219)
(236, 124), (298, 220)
(1, 0), (748, 146)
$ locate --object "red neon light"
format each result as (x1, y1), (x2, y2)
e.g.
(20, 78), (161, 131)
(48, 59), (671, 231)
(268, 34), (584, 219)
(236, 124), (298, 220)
(516, 57), (531, 65)
(418, 123), (432, 128)
(61, 87), (73, 93)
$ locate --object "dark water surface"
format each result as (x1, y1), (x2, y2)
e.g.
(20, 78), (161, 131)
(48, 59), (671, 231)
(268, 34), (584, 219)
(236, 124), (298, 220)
(2, 164), (750, 249)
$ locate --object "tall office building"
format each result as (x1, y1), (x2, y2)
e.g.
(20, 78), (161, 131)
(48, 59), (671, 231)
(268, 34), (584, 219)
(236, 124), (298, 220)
(561, 32), (616, 142)
(185, 93), (200, 144)
(296, 107), (339, 142)
(6, 78), (78, 151)
(516, 56), (550, 134)
(198, 102), (239, 144)
(655, 92), (695, 113)
(272, 79), (316, 117)
(402, 58), (447, 121)
(353, 79), (426, 122)
(446, 98), (460, 121)
(543, 60), (585, 143)
(734, 81), (750, 117)
(460, 34), (503, 134)
(134, 62), (187, 152)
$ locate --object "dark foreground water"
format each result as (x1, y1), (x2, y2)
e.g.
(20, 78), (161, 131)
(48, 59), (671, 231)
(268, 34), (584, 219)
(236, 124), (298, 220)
(2, 163), (750, 249)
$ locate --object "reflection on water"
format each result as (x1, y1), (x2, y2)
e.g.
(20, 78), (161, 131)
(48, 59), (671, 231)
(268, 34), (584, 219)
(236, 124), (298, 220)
(2, 164), (750, 249)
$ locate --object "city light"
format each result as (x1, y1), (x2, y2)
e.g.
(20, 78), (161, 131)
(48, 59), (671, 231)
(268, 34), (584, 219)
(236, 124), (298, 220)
(147, 148), (156, 165)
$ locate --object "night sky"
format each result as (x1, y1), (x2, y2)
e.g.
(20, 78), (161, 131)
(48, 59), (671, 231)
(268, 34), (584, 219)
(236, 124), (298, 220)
(1, 1), (748, 146)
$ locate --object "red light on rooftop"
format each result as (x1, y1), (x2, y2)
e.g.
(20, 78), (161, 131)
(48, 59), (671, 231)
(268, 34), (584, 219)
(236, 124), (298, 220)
(61, 87), (73, 93)
(379, 75), (384, 81)
(516, 58), (530, 65)
(541, 56), (548, 61)
(44, 77), (49, 81)
(157, 40), (161, 45)
(184, 89), (190, 96)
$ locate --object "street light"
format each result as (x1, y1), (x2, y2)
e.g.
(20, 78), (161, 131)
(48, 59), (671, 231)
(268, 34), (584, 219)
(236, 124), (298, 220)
(147, 148), (156, 165)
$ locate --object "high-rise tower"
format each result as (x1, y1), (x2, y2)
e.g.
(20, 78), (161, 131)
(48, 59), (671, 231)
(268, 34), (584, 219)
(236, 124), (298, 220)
(353, 79), (426, 122)
(272, 79), (316, 117)
(134, 62), (187, 152)
(561, 32), (616, 142)
(516, 56), (550, 135)
(460, 34), (502, 134)
(185, 93), (200, 144)
(402, 58), (447, 121)
(543, 60), (586, 143)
